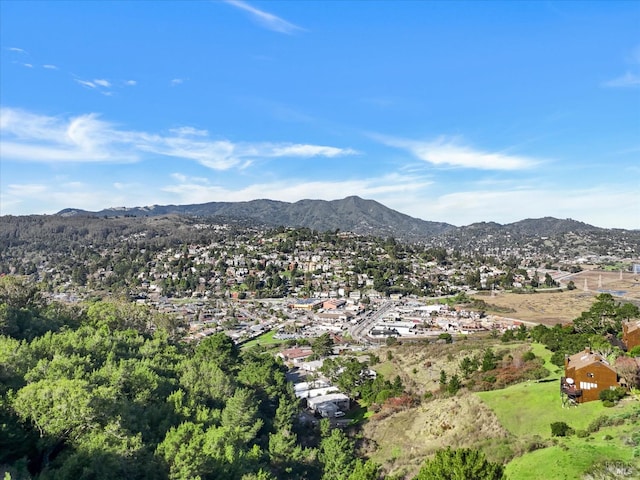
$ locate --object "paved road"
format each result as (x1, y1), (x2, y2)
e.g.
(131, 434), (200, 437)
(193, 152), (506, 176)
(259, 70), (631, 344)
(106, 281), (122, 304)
(348, 301), (394, 343)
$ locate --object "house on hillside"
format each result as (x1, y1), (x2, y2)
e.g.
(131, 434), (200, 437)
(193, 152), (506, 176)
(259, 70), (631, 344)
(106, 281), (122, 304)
(307, 393), (350, 417)
(276, 347), (313, 365)
(564, 348), (620, 403)
(622, 321), (640, 351)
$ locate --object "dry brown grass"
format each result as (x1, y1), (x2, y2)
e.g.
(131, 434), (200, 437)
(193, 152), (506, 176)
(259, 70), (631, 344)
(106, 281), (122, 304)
(361, 393), (510, 478)
(474, 270), (640, 326)
(361, 339), (527, 478)
(355, 275), (640, 477)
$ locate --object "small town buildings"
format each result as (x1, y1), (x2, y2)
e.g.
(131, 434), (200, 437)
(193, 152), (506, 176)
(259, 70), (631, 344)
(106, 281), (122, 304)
(277, 347), (314, 365)
(307, 393), (350, 415)
(622, 321), (640, 351)
(564, 348), (620, 403)
(289, 299), (324, 311)
(323, 299), (346, 310)
(295, 386), (340, 399)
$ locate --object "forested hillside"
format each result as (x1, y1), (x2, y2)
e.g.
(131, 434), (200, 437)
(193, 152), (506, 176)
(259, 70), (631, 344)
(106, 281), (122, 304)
(0, 277), (380, 480)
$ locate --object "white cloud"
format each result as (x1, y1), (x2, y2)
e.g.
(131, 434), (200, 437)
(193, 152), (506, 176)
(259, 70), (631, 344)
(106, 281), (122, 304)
(376, 135), (539, 170)
(7, 47), (27, 54)
(43, 64), (58, 70)
(224, 0), (304, 34)
(603, 72), (640, 88)
(269, 144), (359, 157)
(0, 108), (137, 162)
(162, 173), (431, 207)
(170, 173), (210, 184)
(394, 187), (639, 229)
(94, 79), (111, 88)
(125, 80), (137, 86)
(170, 78), (184, 86)
(169, 126), (209, 137)
(0, 107), (358, 169)
(22, 63), (33, 68)
(75, 79), (96, 88)
(6, 184), (48, 196)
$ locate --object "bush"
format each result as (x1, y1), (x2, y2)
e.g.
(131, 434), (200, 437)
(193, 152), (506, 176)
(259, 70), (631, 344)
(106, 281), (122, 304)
(415, 447), (505, 480)
(583, 460), (637, 480)
(599, 387), (626, 404)
(587, 416), (610, 433)
(522, 351), (536, 362)
(628, 345), (640, 357)
(438, 333), (453, 344)
(550, 421), (574, 437)
(603, 400), (615, 408)
(576, 429), (589, 438)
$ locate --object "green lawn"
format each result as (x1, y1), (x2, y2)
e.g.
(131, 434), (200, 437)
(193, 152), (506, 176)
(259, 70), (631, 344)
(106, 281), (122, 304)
(477, 344), (640, 479)
(506, 423), (639, 480)
(477, 378), (612, 438)
(241, 329), (284, 350)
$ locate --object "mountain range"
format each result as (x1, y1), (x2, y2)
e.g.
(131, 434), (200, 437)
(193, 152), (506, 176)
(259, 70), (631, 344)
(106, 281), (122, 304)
(56, 196), (617, 242)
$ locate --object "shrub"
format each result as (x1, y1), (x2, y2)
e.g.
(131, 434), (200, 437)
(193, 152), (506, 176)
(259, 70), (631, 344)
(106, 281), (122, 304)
(522, 351), (536, 362)
(587, 416), (610, 433)
(576, 429), (589, 438)
(603, 400), (615, 408)
(550, 421), (573, 437)
(629, 345), (640, 357)
(415, 447), (505, 480)
(438, 333), (453, 344)
(599, 387), (626, 404)
(583, 460), (638, 480)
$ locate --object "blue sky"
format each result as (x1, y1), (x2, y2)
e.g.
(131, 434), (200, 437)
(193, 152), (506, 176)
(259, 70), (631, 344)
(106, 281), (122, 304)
(1, 1), (639, 228)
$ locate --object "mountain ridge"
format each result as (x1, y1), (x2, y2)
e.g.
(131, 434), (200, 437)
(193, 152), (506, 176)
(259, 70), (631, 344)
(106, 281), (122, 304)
(55, 196), (615, 240)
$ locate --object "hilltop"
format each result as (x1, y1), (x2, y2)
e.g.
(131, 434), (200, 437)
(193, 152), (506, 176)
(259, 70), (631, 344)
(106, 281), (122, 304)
(54, 196), (637, 245)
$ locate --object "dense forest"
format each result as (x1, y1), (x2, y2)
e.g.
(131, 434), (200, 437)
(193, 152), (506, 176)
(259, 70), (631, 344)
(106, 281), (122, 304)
(0, 275), (513, 480)
(0, 276), (377, 480)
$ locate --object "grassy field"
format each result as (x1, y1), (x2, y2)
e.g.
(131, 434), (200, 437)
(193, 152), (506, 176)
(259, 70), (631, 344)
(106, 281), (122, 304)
(505, 423), (639, 480)
(476, 289), (598, 325)
(474, 269), (640, 326)
(477, 374), (613, 438)
(240, 329), (284, 350)
(358, 339), (640, 479)
(477, 343), (640, 479)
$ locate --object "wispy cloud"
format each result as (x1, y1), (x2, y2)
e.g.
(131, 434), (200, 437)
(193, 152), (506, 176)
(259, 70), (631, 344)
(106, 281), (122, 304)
(224, 0), (304, 34)
(415, 187), (639, 229)
(163, 172), (431, 206)
(603, 72), (640, 88)
(43, 64), (58, 70)
(268, 144), (359, 157)
(125, 80), (137, 86)
(375, 135), (539, 170)
(170, 78), (184, 86)
(75, 79), (97, 89)
(74, 78), (114, 95)
(0, 108), (136, 162)
(7, 47), (28, 54)
(0, 107), (358, 169)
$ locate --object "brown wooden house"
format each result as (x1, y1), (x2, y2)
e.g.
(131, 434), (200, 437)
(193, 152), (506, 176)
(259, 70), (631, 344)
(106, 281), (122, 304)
(564, 348), (620, 403)
(622, 321), (640, 352)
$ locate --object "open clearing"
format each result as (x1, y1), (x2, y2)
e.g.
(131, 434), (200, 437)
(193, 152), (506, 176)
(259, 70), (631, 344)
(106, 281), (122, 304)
(474, 270), (640, 326)
(360, 340), (640, 479)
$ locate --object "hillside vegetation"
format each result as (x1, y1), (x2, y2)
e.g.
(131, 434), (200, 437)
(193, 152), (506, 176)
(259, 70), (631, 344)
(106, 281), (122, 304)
(358, 337), (639, 479)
